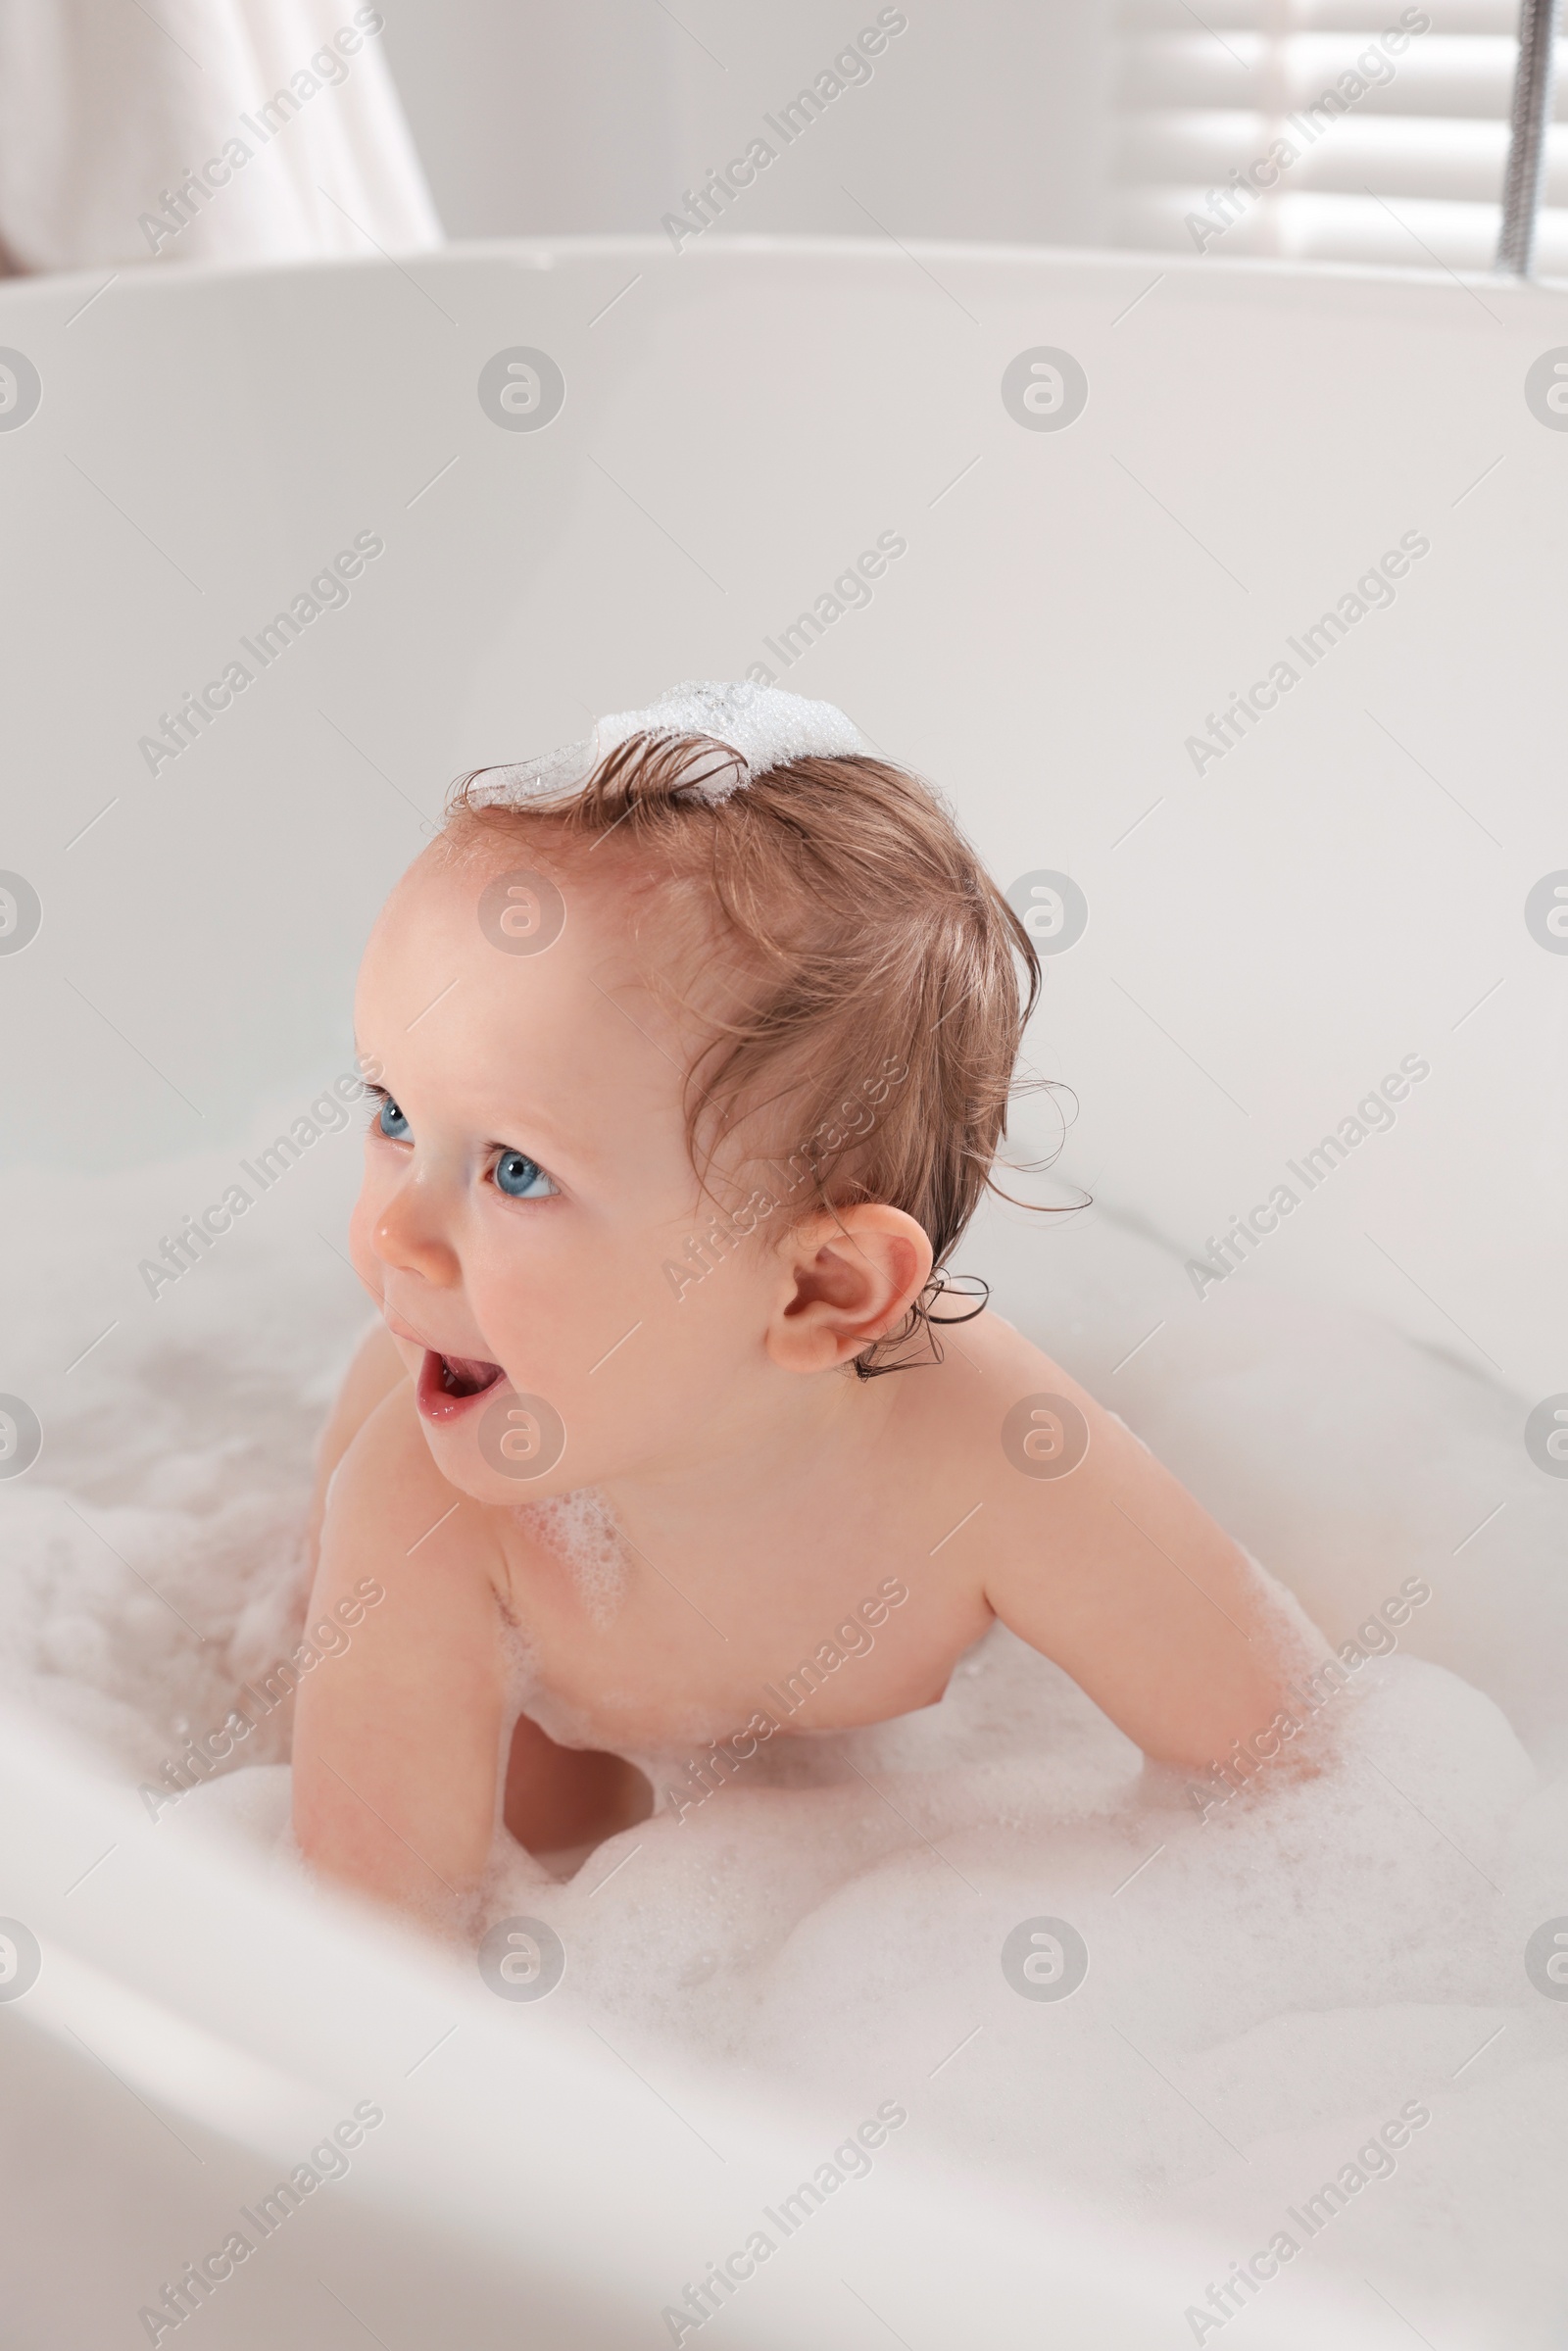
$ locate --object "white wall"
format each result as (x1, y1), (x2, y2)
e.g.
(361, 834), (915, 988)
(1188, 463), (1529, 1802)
(376, 0), (1114, 248)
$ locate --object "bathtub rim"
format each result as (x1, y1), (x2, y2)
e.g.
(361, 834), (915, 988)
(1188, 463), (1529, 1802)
(2, 229), (1567, 319)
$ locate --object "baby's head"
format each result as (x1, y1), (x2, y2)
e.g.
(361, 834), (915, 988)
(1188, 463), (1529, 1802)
(349, 684), (1042, 1503)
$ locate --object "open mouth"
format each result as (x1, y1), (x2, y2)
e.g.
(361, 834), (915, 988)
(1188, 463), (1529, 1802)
(416, 1348), (507, 1423)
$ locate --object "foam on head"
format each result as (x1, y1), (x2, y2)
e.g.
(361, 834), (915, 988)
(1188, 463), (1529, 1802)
(465, 679), (869, 808)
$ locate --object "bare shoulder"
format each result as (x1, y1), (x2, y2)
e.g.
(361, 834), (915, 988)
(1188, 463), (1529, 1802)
(900, 1307), (1298, 1776)
(899, 1303), (1091, 1451)
(893, 1302), (1167, 1559)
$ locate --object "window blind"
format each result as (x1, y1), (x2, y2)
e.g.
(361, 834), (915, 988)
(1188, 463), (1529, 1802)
(1113, 0), (1568, 273)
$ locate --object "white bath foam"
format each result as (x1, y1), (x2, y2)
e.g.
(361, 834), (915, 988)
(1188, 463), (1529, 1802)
(474, 1647), (1551, 2336)
(489, 1643), (1532, 2078)
(512, 1487), (629, 1627)
(593, 679), (868, 783)
(0, 1129), (367, 1798)
(2, 1144), (1565, 2339)
(469, 680), (870, 809)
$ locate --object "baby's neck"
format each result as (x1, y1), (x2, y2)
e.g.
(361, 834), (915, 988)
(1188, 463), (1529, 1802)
(601, 1364), (902, 1576)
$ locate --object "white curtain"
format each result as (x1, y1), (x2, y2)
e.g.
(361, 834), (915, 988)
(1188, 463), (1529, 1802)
(0, 0), (441, 274)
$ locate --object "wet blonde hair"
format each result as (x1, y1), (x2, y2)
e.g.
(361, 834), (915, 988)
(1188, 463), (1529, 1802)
(447, 735), (1054, 1373)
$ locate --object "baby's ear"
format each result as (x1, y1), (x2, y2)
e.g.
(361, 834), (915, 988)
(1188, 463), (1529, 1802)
(764, 1205), (933, 1375)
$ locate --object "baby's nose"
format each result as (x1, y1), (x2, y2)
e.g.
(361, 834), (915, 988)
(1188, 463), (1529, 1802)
(371, 1183), (461, 1286)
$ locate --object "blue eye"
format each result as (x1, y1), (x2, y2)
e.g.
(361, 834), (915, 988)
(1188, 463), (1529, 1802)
(377, 1097), (410, 1140)
(494, 1149), (554, 1200)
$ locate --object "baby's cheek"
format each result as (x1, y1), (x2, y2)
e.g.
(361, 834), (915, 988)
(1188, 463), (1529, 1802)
(347, 1157), (399, 1287)
(485, 1224), (662, 1404)
(468, 1228), (582, 1360)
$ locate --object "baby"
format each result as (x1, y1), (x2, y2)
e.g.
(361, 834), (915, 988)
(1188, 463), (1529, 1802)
(294, 681), (1304, 1932)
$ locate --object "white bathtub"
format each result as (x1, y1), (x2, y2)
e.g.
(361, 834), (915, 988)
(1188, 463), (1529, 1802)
(1, 236), (1564, 2347)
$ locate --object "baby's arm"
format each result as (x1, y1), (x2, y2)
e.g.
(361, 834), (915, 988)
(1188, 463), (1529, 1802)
(293, 1382), (512, 1934)
(985, 1376), (1303, 1773)
(304, 1321), (408, 1567)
